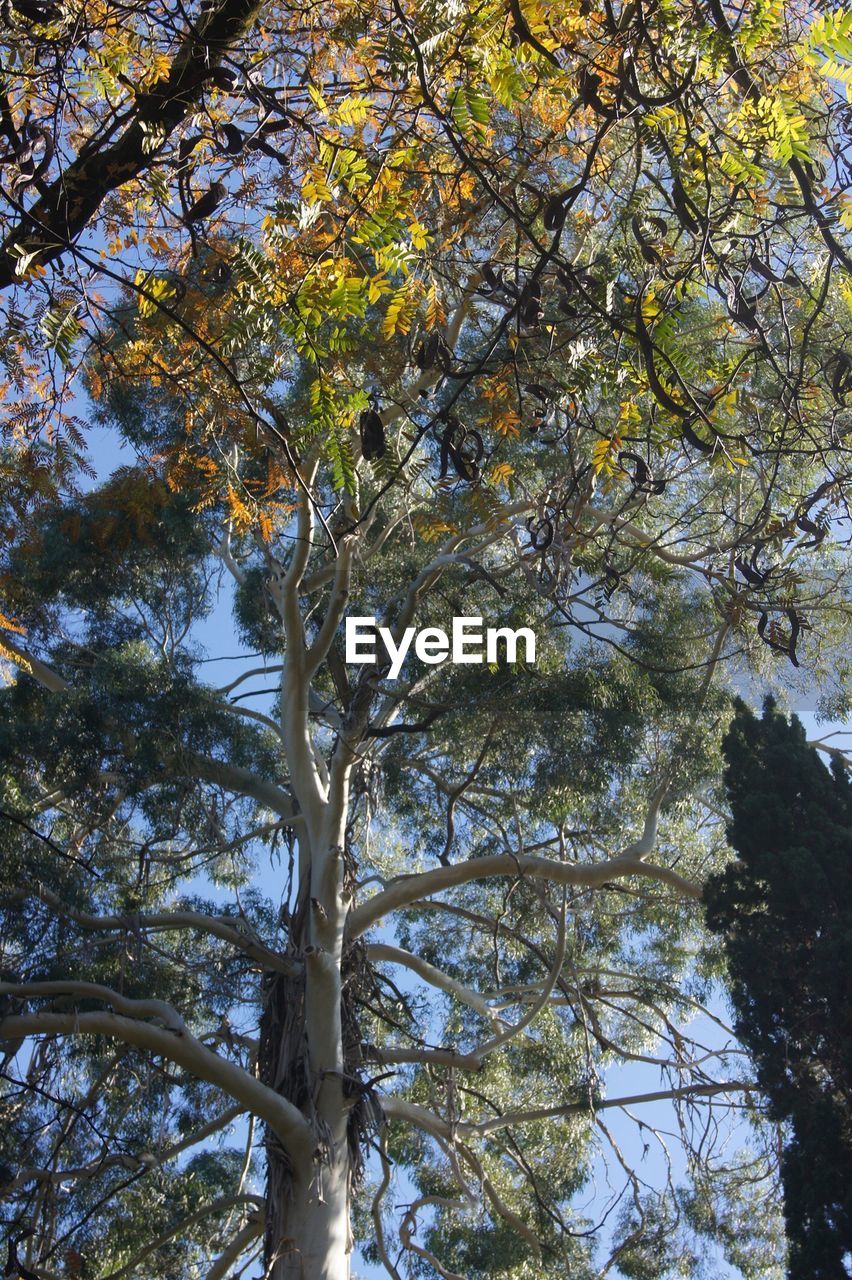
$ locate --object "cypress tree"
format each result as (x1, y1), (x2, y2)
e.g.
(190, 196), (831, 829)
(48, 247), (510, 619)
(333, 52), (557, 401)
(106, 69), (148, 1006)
(705, 699), (852, 1280)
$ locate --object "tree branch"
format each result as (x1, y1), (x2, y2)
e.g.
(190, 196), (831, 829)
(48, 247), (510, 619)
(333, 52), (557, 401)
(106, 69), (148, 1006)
(0, 0), (264, 286)
(0, 1013), (312, 1160)
(205, 1216), (264, 1280)
(15, 884), (299, 976)
(366, 943), (499, 1021)
(98, 1195), (263, 1280)
(348, 854), (700, 938)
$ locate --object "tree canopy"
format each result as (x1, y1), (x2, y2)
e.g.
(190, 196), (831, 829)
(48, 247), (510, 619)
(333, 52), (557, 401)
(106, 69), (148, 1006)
(0, 0), (851, 1276)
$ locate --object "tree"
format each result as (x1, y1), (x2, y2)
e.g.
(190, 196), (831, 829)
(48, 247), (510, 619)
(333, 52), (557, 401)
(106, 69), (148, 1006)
(704, 700), (852, 1280)
(0, 503), (775, 1280)
(2, 0), (851, 600)
(0, 0), (851, 1276)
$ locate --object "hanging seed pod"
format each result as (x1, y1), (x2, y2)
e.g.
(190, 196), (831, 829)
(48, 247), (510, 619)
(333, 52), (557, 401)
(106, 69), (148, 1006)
(757, 609), (801, 667)
(795, 513), (826, 548)
(735, 556), (768, 587)
(543, 195), (568, 232)
(631, 214), (665, 266)
(10, 0), (60, 20)
(831, 352), (852, 403)
(207, 260), (232, 285)
(723, 278), (759, 331)
(525, 384), (553, 433)
(208, 66), (239, 93)
(526, 515), (554, 551)
(618, 451), (666, 495)
(519, 279), (543, 327)
(177, 135), (204, 166)
(478, 262), (506, 295)
(578, 66), (610, 116)
(185, 181), (227, 224)
(218, 123), (244, 155)
(438, 415), (482, 483)
(415, 333), (452, 373)
(671, 176), (700, 233)
(359, 409), (386, 461)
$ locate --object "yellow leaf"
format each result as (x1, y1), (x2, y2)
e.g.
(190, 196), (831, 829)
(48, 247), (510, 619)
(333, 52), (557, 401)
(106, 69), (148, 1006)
(592, 434), (622, 475)
(489, 462), (514, 488)
(226, 484), (254, 533)
(0, 637), (31, 673)
(381, 279), (423, 340)
(408, 220), (431, 251)
(425, 283), (446, 329)
(368, 273), (391, 304)
(0, 611), (26, 636)
(493, 410), (521, 438)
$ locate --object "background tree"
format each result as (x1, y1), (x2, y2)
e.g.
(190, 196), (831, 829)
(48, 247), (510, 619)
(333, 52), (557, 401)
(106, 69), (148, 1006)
(705, 700), (852, 1280)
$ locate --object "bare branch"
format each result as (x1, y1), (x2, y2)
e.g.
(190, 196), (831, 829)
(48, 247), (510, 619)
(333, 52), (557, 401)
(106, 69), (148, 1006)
(0, 1013), (312, 1160)
(348, 853), (700, 939)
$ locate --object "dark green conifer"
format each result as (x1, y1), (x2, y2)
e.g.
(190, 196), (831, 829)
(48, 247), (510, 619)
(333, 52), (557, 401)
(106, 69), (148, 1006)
(705, 699), (852, 1280)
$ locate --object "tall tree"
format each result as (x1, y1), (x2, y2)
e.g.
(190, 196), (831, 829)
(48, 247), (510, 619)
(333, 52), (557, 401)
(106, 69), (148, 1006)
(0, 0), (850, 1275)
(705, 700), (852, 1280)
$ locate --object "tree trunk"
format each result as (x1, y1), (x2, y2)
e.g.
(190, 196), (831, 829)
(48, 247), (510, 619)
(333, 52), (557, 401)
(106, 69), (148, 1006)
(267, 1154), (352, 1280)
(259, 906), (363, 1280)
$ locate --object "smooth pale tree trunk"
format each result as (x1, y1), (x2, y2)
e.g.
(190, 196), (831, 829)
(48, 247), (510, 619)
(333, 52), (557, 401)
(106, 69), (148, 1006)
(268, 1155), (352, 1280)
(260, 835), (355, 1280)
(262, 520), (364, 1278)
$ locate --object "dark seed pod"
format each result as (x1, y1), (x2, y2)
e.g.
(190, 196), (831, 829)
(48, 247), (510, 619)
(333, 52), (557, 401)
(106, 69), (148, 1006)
(359, 409), (386, 461)
(751, 256), (784, 284)
(218, 123), (244, 154)
(415, 334), (437, 370)
(671, 176), (700, 233)
(543, 195), (567, 232)
(177, 135), (204, 165)
(578, 66), (609, 116)
(415, 333), (452, 373)
(519, 279), (543, 327)
(525, 385), (553, 432)
(208, 66), (239, 93)
(526, 515), (554, 551)
(831, 352), (852, 403)
(679, 419), (714, 454)
(258, 116), (291, 136)
(9, 125), (53, 192)
(10, 0), (60, 20)
(456, 427), (484, 471)
(618, 450), (666, 495)
(735, 556), (768, 588)
(438, 416), (481, 483)
(725, 281), (759, 331)
(479, 262), (505, 294)
(631, 214), (663, 266)
(207, 260), (232, 285)
(795, 513), (826, 548)
(757, 609), (801, 667)
(185, 181), (227, 224)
